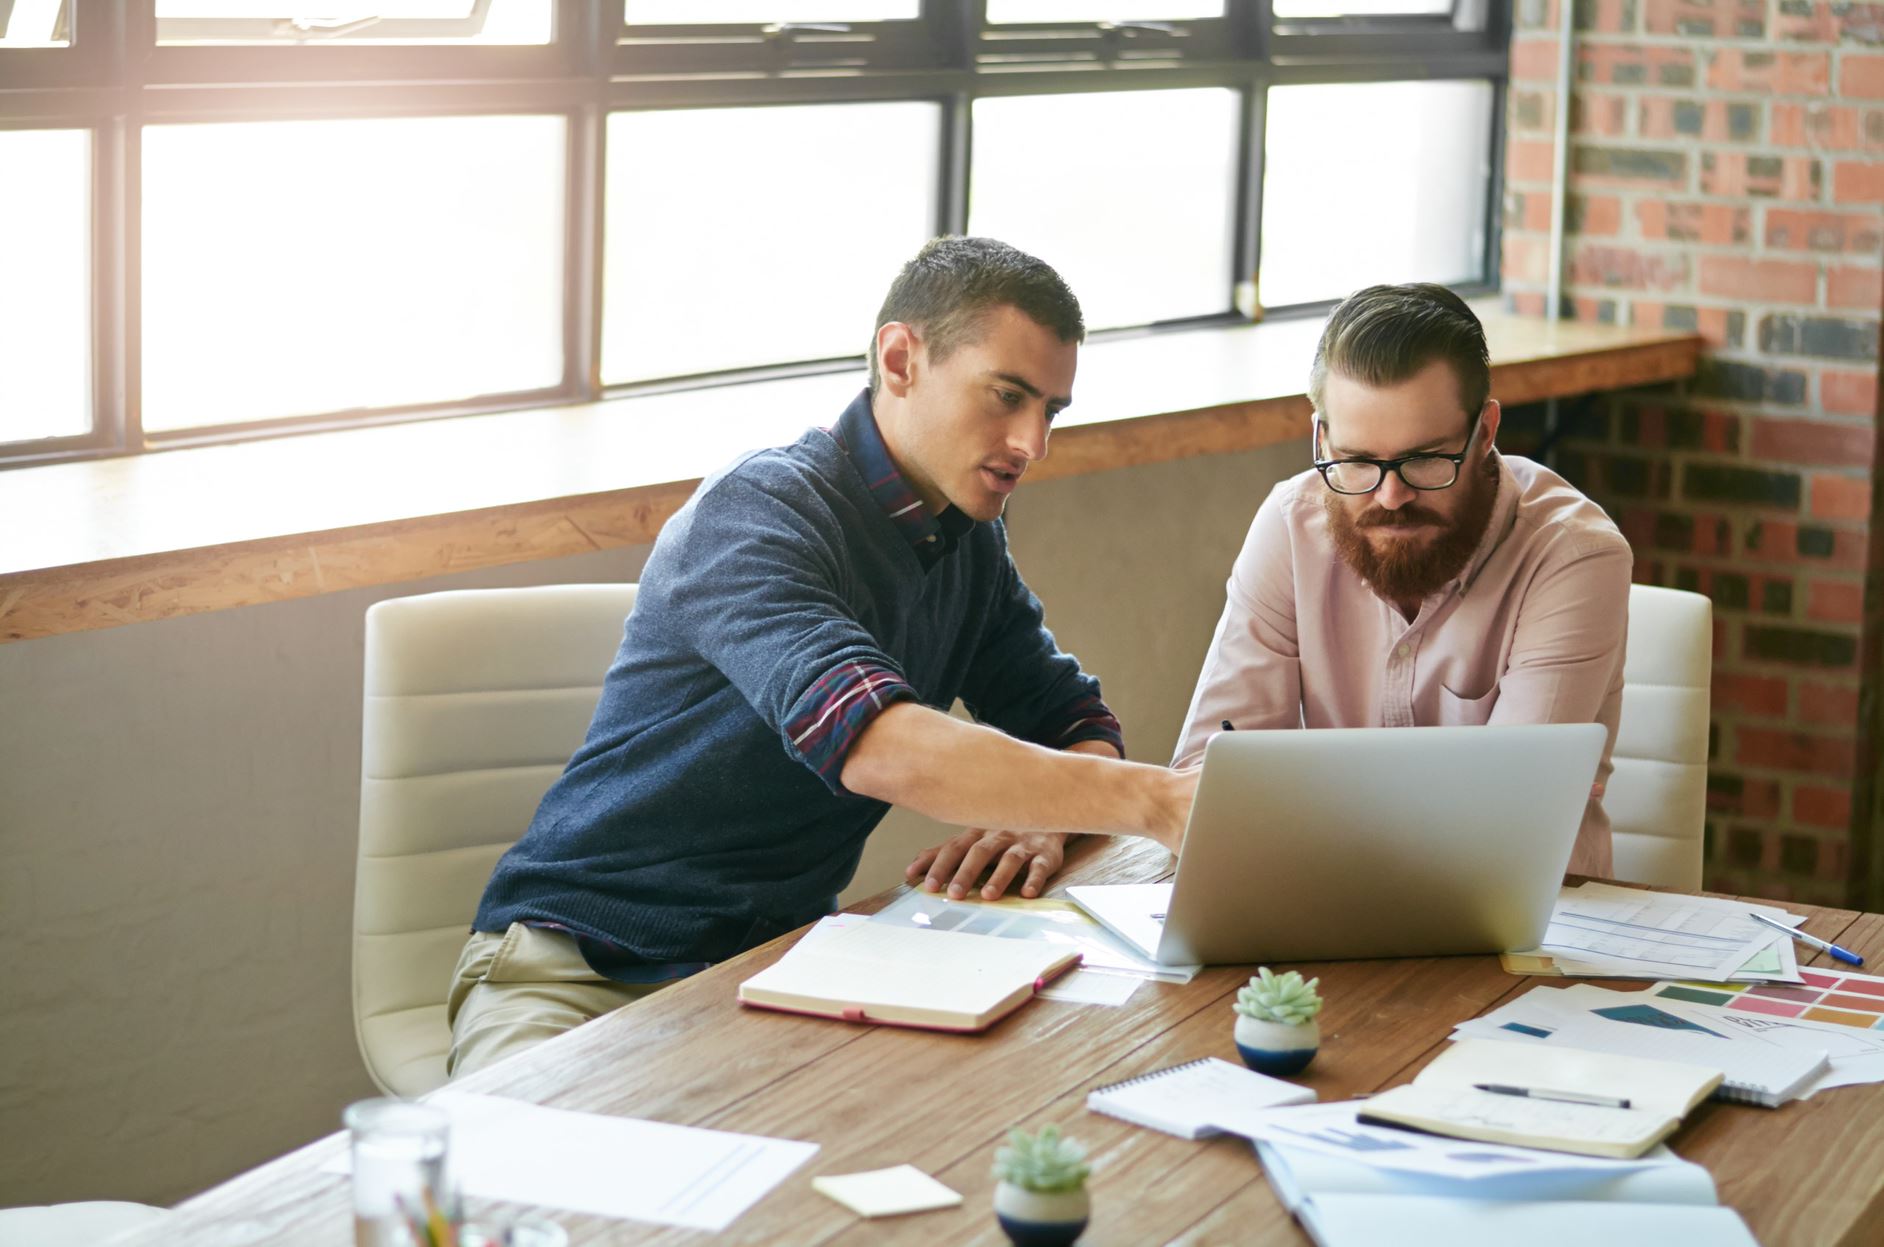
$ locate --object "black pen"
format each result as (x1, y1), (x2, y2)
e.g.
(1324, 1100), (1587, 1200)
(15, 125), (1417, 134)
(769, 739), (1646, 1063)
(1220, 719), (1235, 731)
(1474, 1083), (1631, 1109)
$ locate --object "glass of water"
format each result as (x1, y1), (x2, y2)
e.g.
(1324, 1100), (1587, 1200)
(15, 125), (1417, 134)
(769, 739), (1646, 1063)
(344, 1098), (457, 1247)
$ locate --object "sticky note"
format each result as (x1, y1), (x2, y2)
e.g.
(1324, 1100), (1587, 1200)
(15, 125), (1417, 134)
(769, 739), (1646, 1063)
(811, 1165), (963, 1218)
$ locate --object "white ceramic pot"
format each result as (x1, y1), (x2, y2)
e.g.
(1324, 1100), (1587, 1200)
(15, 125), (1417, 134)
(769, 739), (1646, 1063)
(1234, 1014), (1320, 1076)
(993, 1180), (1089, 1247)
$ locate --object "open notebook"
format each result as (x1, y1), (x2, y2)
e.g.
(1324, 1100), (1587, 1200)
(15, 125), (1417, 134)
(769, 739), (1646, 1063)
(1086, 1057), (1314, 1139)
(736, 918), (1079, 1032)
(1357, 1039), (1722, 1160)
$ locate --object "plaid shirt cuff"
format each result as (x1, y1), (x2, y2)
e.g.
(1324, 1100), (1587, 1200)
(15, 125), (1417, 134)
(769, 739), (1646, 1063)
(786, 659), (921, 792)
(1046, 692), (1125, 757)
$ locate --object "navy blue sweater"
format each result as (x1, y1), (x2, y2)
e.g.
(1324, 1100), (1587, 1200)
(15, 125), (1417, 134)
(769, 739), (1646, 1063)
(474, 391), (1121, 969)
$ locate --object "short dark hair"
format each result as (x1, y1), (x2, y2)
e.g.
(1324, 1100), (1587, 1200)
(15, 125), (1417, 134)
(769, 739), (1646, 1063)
(869, 236), (1085, 392)
(1308, 283), (1490, 420)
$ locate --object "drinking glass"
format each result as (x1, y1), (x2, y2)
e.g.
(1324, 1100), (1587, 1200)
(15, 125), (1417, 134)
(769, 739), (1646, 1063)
(344, 1098), (457, 1247)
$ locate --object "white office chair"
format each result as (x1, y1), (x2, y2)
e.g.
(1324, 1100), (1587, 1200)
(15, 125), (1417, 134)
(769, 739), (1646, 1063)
(355, 584), (637, 1097)
(1606, 584), (1712, 889)
(0, 1201), (169, 1245)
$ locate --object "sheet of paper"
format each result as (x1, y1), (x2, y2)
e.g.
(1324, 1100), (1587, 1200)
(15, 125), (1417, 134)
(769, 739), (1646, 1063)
(1535, 886), (1789, 981)
(1635, 983), (1884, 1095)
(1038, 968), (1143, 1007)
(869, 890), (1197, 982)
(323, 1093), (817, 1232)
(1234, 1102), (1659, 1182)
(1297, 1193), (1759, 1247)
(811, 1165), (961, 1217)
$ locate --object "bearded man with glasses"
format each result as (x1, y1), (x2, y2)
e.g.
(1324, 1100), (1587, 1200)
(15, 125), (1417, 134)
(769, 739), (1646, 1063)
(1172, 283), (1631, 878)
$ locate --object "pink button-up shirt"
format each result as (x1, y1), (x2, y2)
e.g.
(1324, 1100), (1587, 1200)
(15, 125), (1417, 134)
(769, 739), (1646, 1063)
(1172, 453), (1631, 878)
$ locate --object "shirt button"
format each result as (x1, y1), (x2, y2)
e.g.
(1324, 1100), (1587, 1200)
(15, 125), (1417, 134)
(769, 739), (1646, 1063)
(925, 535), (938, 544)
(1397, 644), (1411, 658)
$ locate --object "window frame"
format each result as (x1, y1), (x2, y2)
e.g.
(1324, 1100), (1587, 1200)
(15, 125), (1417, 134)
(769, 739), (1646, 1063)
(0, 0), (1507, 467)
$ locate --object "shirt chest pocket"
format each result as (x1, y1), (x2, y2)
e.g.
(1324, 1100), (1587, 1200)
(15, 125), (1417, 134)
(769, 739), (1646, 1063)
(1435, 680), (1501, 726)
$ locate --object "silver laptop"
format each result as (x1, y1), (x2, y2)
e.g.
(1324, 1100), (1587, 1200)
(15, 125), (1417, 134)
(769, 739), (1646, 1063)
(1068, 723), (1607, 966)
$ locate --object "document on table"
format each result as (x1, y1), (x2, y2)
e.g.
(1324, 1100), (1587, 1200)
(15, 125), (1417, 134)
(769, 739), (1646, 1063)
(322, 1092), (817, 1231)
(1530, 884), (1796, 981)
(1295, 1193), (1759, 1247)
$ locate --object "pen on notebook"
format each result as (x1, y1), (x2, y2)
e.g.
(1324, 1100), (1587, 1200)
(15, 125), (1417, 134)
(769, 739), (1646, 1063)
(1749, 909), (1864, 966)
(1473, 1084), (1631, 1109)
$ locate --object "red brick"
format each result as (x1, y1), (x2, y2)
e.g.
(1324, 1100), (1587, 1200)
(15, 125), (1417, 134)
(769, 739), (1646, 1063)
(1762, 209), (1884, 254)
(1574, 194), (1624, 236)
(1507, 190), (1554, 233)
(1708, 774), (1782, 817)
(1574, 94), (1631, 138)
(1793, 785), (1852, 830)
(1774, 1), (1884, 43)
(1811, 473), (1872, 520)
(1769, 103), (1868, 151)
(1512, 36), (1562, 83)
(1635, 200), (1749, 245)
(1697, 255), (1819, 303)
(1807, 577), (1866, 623)
(1842, 54), (1884, 100)
(1508, 138), (1558, 185)
(1507, 289), (1548, 317)
(1751, 418), (1872, 467)
(1822, 370), (1880, 416)
(1580, 45), (1697, 88)
(1695, 307), (1745, 350)
(1827, 265), (1884, 310)
(1835, 160), (1884, 204)
(1570, 244), (1692, 291)
(1700, 152), (1821, 200)
(1503, 234), (1549, 285)
(1579, 0), (1636, 32)
(1646, 0), (1765, 35)
(1735, 727), (1856, 778)
(1798, 679), (1861, 725)
(1713, 673), (1790, 716)
(1640, 97), (1761, 144)
(1706, 49), (1830, 96)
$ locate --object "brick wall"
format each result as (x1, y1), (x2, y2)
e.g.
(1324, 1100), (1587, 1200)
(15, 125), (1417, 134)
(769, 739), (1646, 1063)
(1501, 0), (1884, 906)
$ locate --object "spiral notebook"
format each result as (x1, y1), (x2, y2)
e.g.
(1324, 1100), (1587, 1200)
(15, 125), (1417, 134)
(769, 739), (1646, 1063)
(1086, 1057), (1315, 1140)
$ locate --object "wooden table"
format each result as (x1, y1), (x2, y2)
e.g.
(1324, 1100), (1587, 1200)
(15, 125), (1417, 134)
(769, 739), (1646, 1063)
(117, 839), (1884, 1246)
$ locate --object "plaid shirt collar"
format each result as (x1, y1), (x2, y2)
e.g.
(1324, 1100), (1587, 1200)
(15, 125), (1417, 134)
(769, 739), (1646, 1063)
(831, 388), (974, 572)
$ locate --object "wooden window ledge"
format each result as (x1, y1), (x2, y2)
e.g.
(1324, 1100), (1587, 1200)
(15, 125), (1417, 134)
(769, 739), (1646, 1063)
(0, 305), (1699, 643)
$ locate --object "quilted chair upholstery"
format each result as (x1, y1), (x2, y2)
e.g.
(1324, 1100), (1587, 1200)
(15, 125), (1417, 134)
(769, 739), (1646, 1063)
(1607, 584), (1711, 889)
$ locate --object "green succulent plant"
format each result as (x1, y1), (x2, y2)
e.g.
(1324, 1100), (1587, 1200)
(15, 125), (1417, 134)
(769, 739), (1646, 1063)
(992, 1123), (1091, 1194)
(1233, 967), (1323, 1026)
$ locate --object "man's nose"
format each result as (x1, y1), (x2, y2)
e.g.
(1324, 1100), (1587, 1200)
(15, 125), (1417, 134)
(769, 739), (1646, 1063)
(1373, 468), (1415, 510)
(1011, 407), (1050, 462)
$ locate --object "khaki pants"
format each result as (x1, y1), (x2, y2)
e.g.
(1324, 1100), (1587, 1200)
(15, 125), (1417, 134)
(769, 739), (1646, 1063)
(446, 923), (666, 1080)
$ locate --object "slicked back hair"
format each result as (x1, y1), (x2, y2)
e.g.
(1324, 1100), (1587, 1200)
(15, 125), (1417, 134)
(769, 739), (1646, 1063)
(1308, 283), (1491, 422)
(868, 236), (1085, 393)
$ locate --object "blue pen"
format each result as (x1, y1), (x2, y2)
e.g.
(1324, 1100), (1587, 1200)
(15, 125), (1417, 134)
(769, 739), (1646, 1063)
(1750, 910), (1864, 967)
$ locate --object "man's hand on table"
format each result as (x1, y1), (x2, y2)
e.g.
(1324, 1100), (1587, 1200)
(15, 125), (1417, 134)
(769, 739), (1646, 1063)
(906, 829), (1070, 901)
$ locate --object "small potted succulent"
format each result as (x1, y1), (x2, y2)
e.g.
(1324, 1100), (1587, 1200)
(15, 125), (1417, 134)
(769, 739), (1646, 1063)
(1232, 967), (1323, 1076)
(991, 1123), (1090, 1247)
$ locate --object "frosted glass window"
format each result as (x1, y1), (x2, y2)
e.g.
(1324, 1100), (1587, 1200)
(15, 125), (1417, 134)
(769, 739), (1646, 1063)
(155, 1), (551, 45)
(141, 115), (565, 430)
(969, 90), (1238, 331)
(0, 0), (67, 45)
(987, 2), (1222, 20)
(1260, 80), (1492, 309)
(625, 3), (918, 22)
(0, 128), (90, 442)
(603, 103), (940, 384)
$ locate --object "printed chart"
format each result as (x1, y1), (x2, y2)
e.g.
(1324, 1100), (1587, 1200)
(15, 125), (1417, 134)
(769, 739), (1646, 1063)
(1654, 969), (1884, 1031)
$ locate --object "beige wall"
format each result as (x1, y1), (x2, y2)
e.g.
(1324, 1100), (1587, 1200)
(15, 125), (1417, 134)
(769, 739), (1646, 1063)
(0, 440), (1298, 1208)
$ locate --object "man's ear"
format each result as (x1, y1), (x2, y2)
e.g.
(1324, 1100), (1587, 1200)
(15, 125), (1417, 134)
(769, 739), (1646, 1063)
(1478, 399), (1501, 450)
(876, 322), (920, 398)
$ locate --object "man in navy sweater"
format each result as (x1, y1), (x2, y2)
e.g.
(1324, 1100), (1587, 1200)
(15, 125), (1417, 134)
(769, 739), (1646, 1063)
(449, 237), (1197, 1078)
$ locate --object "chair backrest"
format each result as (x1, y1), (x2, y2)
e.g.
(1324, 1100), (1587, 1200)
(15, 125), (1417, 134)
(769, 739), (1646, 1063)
(354, 584), (636, 1096)
(1607, 584), (1712, 889)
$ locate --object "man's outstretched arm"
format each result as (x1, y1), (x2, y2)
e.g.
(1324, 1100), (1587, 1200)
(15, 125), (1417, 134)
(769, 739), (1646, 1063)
(841, 702), (1195, 889)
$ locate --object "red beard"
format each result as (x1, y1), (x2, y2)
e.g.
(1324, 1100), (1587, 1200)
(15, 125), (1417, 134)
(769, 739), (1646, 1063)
(1325, 454), (1501, 606)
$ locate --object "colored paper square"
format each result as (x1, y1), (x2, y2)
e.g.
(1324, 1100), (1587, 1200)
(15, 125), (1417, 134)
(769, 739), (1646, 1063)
(1804, 1007), (1877, 1028)
(1746, 985), (1821, 1003)
(1821, 993), (1884, 1014)
(1657, 986), (1736, 1007)
(1831, 977), (1884, 998)
(1730, 995), (1807, 1018)
(1801, 970), (1843, 988)
(1673, 980), (1748, 995)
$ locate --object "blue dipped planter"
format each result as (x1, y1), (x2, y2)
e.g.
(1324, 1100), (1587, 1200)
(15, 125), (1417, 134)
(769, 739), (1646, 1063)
(1234, 1016), (1319, 1076)
(993, 1183), (1088, 1247)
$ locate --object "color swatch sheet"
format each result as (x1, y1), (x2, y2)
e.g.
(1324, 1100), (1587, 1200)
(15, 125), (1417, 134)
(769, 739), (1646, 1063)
(1651, 968), (1884, 1031)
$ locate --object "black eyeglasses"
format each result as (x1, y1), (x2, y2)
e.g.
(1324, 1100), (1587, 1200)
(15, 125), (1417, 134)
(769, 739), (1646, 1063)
(1313, 410), (1482, 496)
